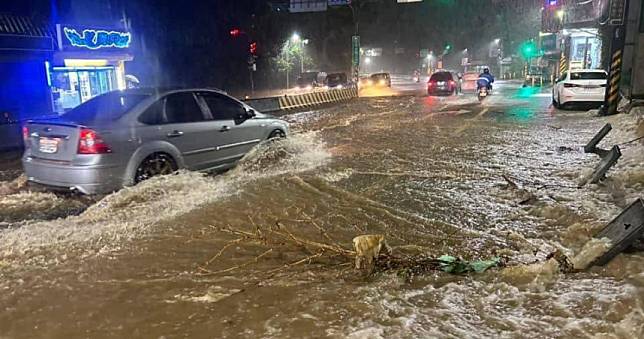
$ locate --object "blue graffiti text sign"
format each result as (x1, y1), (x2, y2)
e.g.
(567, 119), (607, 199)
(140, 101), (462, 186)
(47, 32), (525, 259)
(64, 27), (131, 49)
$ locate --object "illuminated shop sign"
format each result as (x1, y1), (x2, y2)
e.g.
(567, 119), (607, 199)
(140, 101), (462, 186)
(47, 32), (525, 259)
(63, 27), (131, 49)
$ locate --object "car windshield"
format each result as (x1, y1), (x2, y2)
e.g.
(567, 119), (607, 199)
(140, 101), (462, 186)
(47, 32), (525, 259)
(430, 72), (452, 81)
(61, 92), (150, 124)
(571, 72), (607, 80)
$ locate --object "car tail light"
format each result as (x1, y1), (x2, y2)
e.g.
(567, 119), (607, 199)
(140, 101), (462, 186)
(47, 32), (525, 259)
(564, 83), (581, 88)
(22, 126), (30, 148)
(428, 81), (436, 87)
(78, 128), (111, 154)
(449, 80), (456, 86)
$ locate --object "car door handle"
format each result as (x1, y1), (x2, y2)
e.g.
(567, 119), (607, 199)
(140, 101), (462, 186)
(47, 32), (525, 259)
(220, 126), (231, 132)
(167, 130), (184, 138)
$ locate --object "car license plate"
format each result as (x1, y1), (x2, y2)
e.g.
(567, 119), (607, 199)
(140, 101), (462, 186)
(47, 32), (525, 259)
(39, 137), (59, 154)
(437, 81), (446, 86)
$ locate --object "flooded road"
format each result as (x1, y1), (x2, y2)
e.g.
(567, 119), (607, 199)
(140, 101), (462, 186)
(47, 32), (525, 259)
(1, 82), (643, 338)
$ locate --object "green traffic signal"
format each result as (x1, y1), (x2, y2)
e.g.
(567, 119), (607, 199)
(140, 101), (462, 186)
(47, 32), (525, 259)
(520, 41), (537, 58)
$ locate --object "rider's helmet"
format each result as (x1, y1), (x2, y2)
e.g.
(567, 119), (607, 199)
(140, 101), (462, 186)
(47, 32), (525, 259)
(483, 67), (490, 74)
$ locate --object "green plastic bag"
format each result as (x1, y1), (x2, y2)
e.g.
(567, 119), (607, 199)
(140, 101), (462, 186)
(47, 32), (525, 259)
(438, 255), (500, 274)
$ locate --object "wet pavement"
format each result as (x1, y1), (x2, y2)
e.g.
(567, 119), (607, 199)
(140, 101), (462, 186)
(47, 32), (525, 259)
(0, 81), (643, 338)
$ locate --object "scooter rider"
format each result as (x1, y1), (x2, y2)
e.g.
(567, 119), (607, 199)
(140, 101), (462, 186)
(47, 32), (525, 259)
(477, 68), (495, 91)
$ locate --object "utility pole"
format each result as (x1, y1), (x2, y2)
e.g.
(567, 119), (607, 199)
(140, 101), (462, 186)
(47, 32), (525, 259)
(286, 42), (290, 89)
(349, 0), (360, 82)
(601, 0), (630, 116)
(230, 27), (257, 96)
(248, 55), (256, 95)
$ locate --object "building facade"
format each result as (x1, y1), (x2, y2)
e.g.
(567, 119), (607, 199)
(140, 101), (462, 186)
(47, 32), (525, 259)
(49, 23), (132, 114)
(0, 0), (133, 121)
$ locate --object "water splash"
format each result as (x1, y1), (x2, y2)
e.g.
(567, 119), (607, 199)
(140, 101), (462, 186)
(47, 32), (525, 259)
(570, 237), (612, 270)
(0, 191), (87, 223)
(0, 174), (27, 196)
(0, 132), (330, 266)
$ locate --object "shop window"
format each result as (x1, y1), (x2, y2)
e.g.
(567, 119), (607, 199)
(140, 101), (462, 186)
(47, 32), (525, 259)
(164, 93), (206, 124)
(569, 35), (601, 69)
(51, 67), (117, 114)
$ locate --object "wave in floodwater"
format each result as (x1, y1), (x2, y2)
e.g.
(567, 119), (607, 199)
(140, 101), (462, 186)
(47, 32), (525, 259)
(0, 191), (88, 223)
(342, 271), (643, 339)
(0, 132), (330, 266)
(0, 174), (26, 196)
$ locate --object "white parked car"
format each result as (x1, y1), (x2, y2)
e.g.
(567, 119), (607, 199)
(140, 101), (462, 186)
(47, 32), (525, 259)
(552, 69), (607, 109)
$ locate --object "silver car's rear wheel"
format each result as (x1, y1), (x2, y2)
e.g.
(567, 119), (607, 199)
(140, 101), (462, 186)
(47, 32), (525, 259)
(135, 153), (177, 184)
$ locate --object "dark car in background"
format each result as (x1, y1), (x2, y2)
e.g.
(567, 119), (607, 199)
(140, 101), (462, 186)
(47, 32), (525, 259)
(427, 71), (461, 96)
(22, 88), (289, 194)
(325, 73), (348, 89)
(296, 72), (323, 90)
(361, 73), (391, 87)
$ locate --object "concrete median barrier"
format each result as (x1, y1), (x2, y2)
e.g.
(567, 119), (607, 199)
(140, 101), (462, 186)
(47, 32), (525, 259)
(244, 87), (358, 113)
(243, 97), (282, 113)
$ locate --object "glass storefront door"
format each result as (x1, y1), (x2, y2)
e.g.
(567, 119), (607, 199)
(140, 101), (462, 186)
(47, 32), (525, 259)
(568, 32), (602, 70)
(50, 67), (116, 114)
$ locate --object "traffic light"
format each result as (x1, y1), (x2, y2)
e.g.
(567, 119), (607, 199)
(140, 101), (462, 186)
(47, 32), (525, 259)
(229, 28), (241, 37)
(445, 44), (452, 51)
(520, 40), (538, 58)
(249, 42), (257, 56)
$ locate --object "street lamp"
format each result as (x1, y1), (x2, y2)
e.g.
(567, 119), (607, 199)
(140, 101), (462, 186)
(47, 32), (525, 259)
(556, 9), (565, 20)
(291, 34), (308, 74)
(494, 38), (501, 45)
(364, 57), (371, 64)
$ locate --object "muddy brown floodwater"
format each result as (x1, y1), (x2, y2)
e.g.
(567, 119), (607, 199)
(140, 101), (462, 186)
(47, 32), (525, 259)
(0, 82), (643, 338)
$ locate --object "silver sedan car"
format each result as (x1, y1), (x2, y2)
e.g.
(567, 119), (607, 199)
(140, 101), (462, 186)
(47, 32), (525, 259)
(22, 88), (289, 194)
